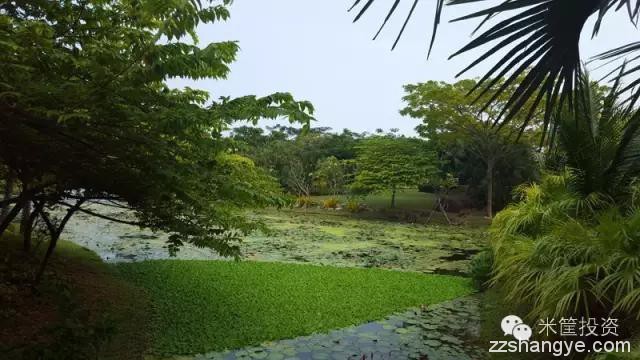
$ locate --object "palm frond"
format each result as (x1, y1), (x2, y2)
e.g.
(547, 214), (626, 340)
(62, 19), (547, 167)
(349, 0), (444, 56)
(351, 0), (640, 140)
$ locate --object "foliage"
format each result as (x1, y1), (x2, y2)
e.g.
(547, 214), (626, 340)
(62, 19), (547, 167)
(492, 200), (640, 325)
(486, 73), (640, 333)
(352, 136), (437, 208)
(345, 198), (366, 213)
(457, 127), (539, 216)
(350, 0), (640, 142)
(313, 156), (347, 195)
(295, 196), (316, 209)
(321, 197), (340, 209)
(0, 0), (314, 267)
(402, 79), (540, 215)
(552, 72), (640, 202)
(231, 127), (363, 195)
(469, 249), (493, 291)
(116, 260), (472, 355)
(402, 79), (542, 146)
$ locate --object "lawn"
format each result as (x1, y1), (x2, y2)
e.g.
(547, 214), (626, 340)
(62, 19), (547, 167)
(116, 260), (473, 356)
(312, 189), (436, 210)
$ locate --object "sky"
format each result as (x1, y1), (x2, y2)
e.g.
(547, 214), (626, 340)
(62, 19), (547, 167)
(168, 1), (640, 135)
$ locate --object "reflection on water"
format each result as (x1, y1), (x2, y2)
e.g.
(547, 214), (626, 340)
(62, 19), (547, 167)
(62, 204), (223, 262)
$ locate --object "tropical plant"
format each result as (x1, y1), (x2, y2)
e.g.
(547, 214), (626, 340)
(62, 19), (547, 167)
(489, 76), (640, 325)
(469, 249), (494, 291)
(493, 203), (640, 326)
(553, 73), (640, 202)
(350, 0), (640, 140)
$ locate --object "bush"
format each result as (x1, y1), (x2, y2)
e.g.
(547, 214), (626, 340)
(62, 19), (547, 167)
(345, 198), (365, 213)
(295, 196), (315, 208)
(490, 175), (640, 328)
(321, 197), (340, 209)
(469, 249), (493, 291)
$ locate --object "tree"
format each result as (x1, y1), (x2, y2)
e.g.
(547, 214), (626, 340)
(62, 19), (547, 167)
(462, 127), (537, 218)
(401, 79), (540, 217)
(313, 156), (346, 195)
(231, 126), (364, 195)
(352, 136), (437, 208)
(552, 71), (640, 201)
(0, 0), (314, 281)
(401, 79), (543, 145)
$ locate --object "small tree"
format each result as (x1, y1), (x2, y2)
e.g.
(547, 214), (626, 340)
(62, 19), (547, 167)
(353, 136), (436, 208)
(313, 156), (346, 195)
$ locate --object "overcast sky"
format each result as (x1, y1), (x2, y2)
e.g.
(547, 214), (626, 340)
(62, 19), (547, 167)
(168, 1), (640, 135)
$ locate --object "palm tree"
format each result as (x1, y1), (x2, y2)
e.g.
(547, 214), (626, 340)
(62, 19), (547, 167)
(554, 71), (640, 203)
(350, 0), (640, 143)
(487, 72), (640, 323)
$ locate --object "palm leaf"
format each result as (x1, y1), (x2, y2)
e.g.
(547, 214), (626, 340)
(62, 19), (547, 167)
(351, 0), (640, 139)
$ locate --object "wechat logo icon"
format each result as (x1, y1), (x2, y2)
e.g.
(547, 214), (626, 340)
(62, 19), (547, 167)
(501, 315), (532, 341)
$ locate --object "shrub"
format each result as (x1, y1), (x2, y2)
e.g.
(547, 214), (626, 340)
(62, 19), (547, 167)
(469, 249), (493, 291)
(295, 196), (315, 208)
(491, 176), (640, 328)
(321, 197), (340, 209)
(345, 198), (364, 213)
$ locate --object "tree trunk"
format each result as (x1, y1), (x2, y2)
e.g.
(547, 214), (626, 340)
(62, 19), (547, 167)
(35, 231), (60, 284)
(487, 160), (494, 219)
(35, 200), (83, 284)
(20, 201), (32, 252)
(0, 171), (15, 222)
(22, 201), (43, 253)
(0, 202), (22, 237)
(390, 186), (397, 208)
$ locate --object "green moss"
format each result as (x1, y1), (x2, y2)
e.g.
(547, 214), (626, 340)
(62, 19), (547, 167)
(115, 260), (473, 356)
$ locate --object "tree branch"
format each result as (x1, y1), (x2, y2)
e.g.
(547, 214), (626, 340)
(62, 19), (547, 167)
(57, 201), (143, 226)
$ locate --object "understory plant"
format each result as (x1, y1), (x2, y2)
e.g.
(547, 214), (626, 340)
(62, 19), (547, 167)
(492, 192), (640, 324)
(490, 73), (640, 333)
(321, 197), (340, 209)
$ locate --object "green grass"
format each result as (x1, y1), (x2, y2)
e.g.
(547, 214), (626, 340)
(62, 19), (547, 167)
(312, 189), (436, 210)
(116, 260), (472, 355)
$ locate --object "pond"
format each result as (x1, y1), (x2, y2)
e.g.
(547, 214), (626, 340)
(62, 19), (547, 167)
(62, 206), (487, 276)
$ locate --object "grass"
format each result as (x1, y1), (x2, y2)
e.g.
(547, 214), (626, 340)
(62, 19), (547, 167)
(0, 230), (151, 359)
(116, 260), (473, 356)
(312, 189), (435, 210)
(308, 189), (489, 227)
